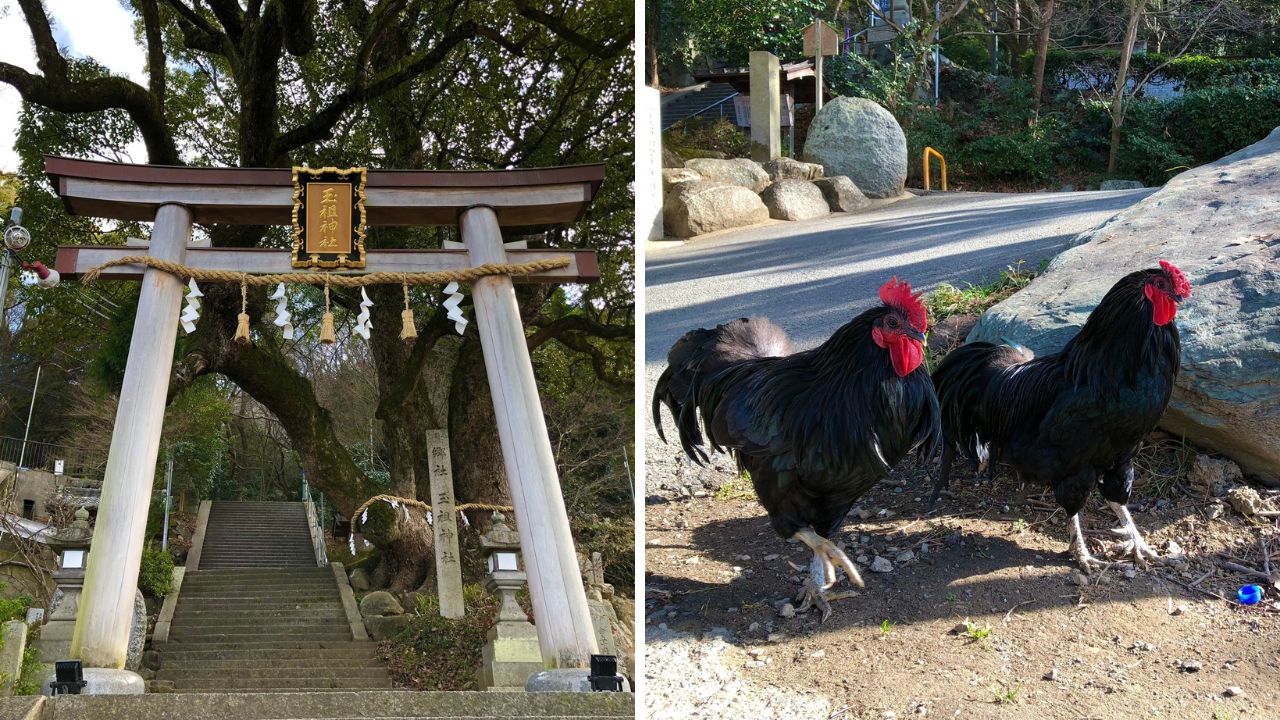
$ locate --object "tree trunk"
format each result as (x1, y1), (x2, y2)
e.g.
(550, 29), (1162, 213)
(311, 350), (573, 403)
(361, 500), (433, 593)
(1108, 1), (1144, 175)
(1031, 0), (1056, 114)
(646, 3), (661, 88)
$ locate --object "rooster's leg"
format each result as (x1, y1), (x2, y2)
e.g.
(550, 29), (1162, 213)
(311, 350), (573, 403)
(1106, 501), (1159, 566)
(792, 528), (863, 622)
(1069, 513), (1111, 573)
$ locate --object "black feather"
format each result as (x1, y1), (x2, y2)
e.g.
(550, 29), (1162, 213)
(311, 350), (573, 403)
(932, 268), (1182, 516)
(654, 307), (941, 541)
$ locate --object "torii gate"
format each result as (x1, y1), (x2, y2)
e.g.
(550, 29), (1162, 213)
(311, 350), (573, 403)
(45, 156), (605, 674)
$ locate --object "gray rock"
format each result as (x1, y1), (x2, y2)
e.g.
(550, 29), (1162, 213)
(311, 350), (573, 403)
(348, 567), (371, 592)
(359, 590), (404, 617)
(126, 590), (146, 671)
(684, 158), (770, 193)
(1187, 455), (1243, 496)
(1226, 486), (1270, 517)
(526, 668), (591, 692)
(1100, 179), (1144, 190)
(870, 556), (893, 573)
(802, 97), (907, 198)
(759, 179), (830, 221)
(968, 128), (1280, 486)
(663, 181), (770, 238)
(813, 176), (871, 213)
(662, 146), (684, 168)
(762, 157), (824, 182)
(662, 167), (702, 194)
(363, 613), (412, 641)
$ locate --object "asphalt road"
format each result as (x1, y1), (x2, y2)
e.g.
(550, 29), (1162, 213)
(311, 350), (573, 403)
(645, 189), (1154, 363)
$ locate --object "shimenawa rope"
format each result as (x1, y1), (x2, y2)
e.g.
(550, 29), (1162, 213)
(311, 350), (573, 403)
(351, 493), (514, 530)
(81, 255), (571, 286)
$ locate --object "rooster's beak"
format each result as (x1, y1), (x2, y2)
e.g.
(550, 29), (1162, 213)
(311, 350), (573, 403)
(906, 328), (926, 343)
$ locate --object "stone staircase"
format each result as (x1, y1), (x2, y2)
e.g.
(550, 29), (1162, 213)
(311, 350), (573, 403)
(156, 501), (391, 693)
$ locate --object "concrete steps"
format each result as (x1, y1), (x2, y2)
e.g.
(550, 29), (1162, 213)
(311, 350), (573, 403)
(157, 502), (389, 693)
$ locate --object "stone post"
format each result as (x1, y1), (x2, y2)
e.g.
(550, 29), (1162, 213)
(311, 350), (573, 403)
(424, 430), (464, 619)
(72, 203), (191, 674)
(460, 206), (598, 669)
(636, 86), (664, 241)
(749, 51), (781, 162)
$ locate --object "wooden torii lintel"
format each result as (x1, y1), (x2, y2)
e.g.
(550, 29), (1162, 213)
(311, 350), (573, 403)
(47, 156), (606, 675)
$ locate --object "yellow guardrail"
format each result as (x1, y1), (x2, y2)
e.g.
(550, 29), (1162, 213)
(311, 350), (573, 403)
(924, 146), (947, 192)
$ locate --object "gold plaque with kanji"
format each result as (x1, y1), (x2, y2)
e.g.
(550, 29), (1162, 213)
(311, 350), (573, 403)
(291, 166), (367, 269)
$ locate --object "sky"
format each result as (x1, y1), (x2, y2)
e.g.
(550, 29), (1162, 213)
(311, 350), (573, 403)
(0, 0), (148, 173)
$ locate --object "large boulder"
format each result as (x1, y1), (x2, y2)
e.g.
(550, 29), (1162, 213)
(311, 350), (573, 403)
(662, 168), (702, 193)
(759, 179), (830, 221)
(968, 127), (1280, 486)
(762, 157), (824, 182)
(1100, 179), (1144, 190)
(813, 176), (871, 213)
(663, 181), (770, 238)
(683, 158), (770, 193)
(359, 590), (405, 617)
(802, 97), (907, 198)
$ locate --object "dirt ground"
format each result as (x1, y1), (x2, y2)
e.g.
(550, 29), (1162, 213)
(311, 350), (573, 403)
(644, 437), (1280, 720)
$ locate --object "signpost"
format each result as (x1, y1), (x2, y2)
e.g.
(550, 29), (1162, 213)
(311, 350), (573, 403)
(803, 20), (839, 111)
(425, 430), (464, 619)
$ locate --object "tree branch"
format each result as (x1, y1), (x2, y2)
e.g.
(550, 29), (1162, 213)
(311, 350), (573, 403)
(512, 0), (629, 60)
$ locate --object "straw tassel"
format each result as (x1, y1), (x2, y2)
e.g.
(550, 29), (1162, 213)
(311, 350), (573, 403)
(399, 279), (417, 341)
(233, 276), (251, 345)
(319, 279), (336, 344)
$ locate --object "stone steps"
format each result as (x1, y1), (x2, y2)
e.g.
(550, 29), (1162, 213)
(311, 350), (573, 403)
(158, 501), (387, 693)
(18, 691), (634, 718)
(160, 644), (380, 660)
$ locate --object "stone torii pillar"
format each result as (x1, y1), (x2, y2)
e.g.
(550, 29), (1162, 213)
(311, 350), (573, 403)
(46, 156), (605, 680)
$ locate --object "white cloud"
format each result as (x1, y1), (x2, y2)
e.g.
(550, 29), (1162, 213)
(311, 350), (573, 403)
(0, 0), (148, 173)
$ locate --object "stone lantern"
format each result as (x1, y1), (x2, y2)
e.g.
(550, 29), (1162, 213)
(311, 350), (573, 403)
(38, 508), (93, 661)
(477, 511), (542, 691)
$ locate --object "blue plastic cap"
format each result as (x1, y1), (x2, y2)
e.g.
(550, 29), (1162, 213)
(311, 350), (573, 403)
(1238, 585), (1262, 605)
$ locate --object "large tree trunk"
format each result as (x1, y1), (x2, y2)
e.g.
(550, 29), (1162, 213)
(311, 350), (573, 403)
(1108, 1), (1144, 175)
(361, 500), (433, 593)
(1031, 0), (1056, 114)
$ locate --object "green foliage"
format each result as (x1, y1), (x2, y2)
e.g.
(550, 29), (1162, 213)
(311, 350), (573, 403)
(664, 118), (749, 159)
(992, 684), (1021, 704)
(1165, 85), (1280, 164)
(828, 29), (929, 112)
(138, 547), (175, 599)
(713, 474), (754, 500)
(378, 585), (500, 690)
(0, 585), (35, 623)
(658, 0), (825, 68)
(961, 617), (993, 641)
(880, 619), (896, 635)
(14, 644), (43, 696)
(925, 262), (1038, 326)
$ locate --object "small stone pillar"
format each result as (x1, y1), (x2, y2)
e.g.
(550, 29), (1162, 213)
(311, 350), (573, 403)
(749, 51), (781, 162)
(580, 552), (619, 659)
(477, 512), (543, 691)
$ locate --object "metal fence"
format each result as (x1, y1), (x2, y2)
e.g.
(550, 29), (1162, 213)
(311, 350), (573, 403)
(0, 435), (106, 482)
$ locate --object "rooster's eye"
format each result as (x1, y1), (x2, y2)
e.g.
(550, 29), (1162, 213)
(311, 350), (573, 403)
(886, 317), (898, 328)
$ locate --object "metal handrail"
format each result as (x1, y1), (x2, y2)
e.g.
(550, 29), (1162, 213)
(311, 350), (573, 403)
(924, 146), (948, 191)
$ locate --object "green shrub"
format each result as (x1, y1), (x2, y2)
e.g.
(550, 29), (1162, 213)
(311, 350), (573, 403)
(377, 585), (500, 690)
(13, 645), (43, 696)
(138, 547), (175, 599)
(663, 117), (748, 160)
(1165, 85), (1280, 163)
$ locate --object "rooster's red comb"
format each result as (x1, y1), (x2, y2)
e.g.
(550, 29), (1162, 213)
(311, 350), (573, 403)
(1159, 260), (1191, 298)
(879, 277), (928, 332)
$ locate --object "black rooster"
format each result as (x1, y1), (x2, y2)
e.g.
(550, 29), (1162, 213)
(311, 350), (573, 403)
(931, 261), (1190, 571)
(653, 279), (941, 618)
